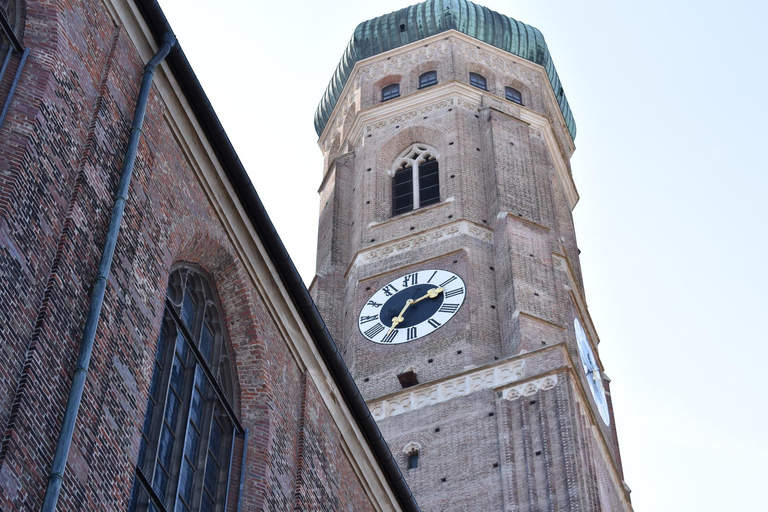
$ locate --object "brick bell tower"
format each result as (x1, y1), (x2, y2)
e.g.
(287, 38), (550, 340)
(311, 1), (632, 510)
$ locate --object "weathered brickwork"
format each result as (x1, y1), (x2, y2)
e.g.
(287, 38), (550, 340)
(313, 26), (632, 511)
(0, 1), (388, 510)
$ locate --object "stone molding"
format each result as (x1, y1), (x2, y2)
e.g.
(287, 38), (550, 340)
(499, 374), (559, 401)
(353, 220), (493, 269)
(368, 360), (525, 421)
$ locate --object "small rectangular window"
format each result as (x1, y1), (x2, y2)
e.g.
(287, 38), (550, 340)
(382, 83), (400, 101)
(505, 86), (523, 105)
(469, 72), (487, 90)
(419, 71), (438, 89)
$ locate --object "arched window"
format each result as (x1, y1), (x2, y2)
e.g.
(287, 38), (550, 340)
(392, 144), (440, 216)
(469, 72), (487, 91)
(403, 442), (421, 470)
(418, 71), (438, 89)
(381, 83), (400, 101)
(505, 86), (523, 105)
(129, 267), (242, 512)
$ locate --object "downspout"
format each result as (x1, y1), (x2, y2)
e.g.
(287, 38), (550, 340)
(40, 32), (176, 512)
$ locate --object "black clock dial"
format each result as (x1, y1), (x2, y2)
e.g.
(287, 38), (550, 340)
(380, 284), (445, 328)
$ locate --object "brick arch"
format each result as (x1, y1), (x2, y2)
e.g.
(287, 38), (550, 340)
(164, 216), (271, 417)
(163, 215), (277, 504)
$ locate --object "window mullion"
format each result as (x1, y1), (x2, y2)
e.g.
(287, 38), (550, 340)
(166, 299), (244, 434)
(412, 162), (420, 210)
(135, 466), (171, 512)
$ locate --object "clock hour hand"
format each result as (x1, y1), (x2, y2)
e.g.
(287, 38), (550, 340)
(411, 286), (444, 305)
(387, 299), (414, 335)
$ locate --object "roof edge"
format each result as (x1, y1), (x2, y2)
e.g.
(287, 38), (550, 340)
(133, 2), (419, 510)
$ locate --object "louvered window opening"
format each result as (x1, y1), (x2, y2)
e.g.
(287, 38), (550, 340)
(469, 72), (487, 91)
(418, 71), (438, 89)
(392, 145), (440, 216)
(129, 268), (243, 512)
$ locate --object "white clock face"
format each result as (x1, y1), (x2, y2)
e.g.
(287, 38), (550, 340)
(574, 318), (610, 425)
(359, 269), (466, 345)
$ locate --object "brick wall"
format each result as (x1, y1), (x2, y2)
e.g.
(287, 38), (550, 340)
(0, 1), (382, 510)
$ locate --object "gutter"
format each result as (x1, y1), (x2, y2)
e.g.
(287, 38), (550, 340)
(133, 1), (419, 511)
(41, 31), (177, 512)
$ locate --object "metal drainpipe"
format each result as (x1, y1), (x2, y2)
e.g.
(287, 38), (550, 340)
(41, 32), (176, 512)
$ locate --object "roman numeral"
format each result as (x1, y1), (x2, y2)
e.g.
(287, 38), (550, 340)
(438, 303), (459, 314)
(444, 287), (464, 298)
(439, 276), (457, 287)
(366, 300), (383, 308)
(406, 327), (418, 340)
(382, 284), (398, 297)
(427, 271), (438, 283)
(402, 273), (418, 287)
(364, 324), (385, 338)
(359, 315), (379, 324)
(427, 318), (442, 328)
(382, 330), (399, 343)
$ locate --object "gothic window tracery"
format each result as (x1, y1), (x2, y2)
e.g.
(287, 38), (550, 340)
(129, 266), (240, 512)
(392, 144), (440, 216)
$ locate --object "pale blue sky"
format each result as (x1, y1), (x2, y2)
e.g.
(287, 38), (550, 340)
(158, 0), (768, 509)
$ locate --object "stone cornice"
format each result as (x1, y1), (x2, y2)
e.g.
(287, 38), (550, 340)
(368, 358), (526, 421)
(346, 219), (493, 277)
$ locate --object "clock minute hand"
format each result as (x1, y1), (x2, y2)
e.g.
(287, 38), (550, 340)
(411, 286), (445, 305)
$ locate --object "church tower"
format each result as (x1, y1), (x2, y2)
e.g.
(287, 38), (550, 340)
(311, 1), (632, 510)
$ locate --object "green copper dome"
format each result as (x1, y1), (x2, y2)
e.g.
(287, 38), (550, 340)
(314, 0), (576, 140)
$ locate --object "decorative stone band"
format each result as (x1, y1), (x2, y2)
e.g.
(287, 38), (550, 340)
(499, 374), (559, 401)
(368, 360), (524, 421)
(357, 220), (493, 267)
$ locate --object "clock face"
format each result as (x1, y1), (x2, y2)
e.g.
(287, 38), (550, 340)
(574, 318), (610, 425)
(359, 269), (466, 345)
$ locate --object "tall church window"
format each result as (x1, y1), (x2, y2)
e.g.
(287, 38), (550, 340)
(392, 144), (440, 216)
(469, 72), (487, 90)
(505, 86), (523, 105)
(129, 267), (242, 512)
(382, 83), (400, 101)
(418, 71), (437, 89)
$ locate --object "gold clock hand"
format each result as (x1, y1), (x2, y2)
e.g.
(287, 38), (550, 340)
(411, 286), (444, 305)
(387, 299), (414, 335)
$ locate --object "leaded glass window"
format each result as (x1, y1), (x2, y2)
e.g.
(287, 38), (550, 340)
(392, 144), (440, 216)
(129, 267), (241, 512)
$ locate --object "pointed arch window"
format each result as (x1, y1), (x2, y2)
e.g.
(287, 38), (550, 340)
(392, 144), (440, 216)
(129, 267), (244, 512)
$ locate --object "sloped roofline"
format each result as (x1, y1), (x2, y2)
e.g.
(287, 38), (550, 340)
(314, 0), (576, 141)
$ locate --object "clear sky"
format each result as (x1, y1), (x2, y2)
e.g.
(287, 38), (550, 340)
(157, 0), (768, 509)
